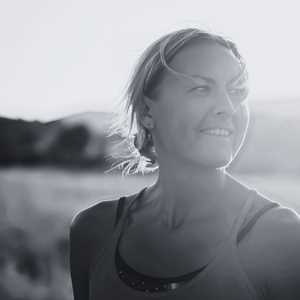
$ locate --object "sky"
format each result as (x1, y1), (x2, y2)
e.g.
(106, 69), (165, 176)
(1, 0), (300, 121)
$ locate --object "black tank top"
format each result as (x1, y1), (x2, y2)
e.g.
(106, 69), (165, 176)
(114, 187), (279, 294)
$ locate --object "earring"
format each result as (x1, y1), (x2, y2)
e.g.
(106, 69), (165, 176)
(134, 127), (146, 151)
(141, 130), (157, 164)
(142, 116), (154, 130)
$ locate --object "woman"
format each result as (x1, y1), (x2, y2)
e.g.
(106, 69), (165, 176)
(69, 28), (300, 299)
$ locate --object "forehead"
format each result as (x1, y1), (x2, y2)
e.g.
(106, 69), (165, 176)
(168, 39), (243, 82)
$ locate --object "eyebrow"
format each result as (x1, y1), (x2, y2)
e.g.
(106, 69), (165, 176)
(190, 74), (215, 83)
(190, 68), (248, 85)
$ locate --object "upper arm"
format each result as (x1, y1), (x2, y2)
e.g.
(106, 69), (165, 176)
(69, 200), (117, 300)
(69, 209), (91, 300)
(262, 206), (300, 300)
(244, 205), (300, 300)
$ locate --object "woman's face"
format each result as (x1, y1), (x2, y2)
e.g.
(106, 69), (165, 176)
(145, 39), (250, 170)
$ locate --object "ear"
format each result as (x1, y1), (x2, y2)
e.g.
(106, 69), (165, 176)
(143, 95), (154, 113)
(140, 95), (155, 130)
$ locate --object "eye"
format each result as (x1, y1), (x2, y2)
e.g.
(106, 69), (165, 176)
(228, 86), (249, 97)
(189, 85), (210, 93)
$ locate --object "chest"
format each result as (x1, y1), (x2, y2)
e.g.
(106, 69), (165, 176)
(118, 215), (233, 278)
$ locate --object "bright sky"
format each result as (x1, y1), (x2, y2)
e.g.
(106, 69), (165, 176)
(1, 0), (300, 121)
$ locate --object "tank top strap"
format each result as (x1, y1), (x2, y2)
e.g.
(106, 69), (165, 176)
(236, 191), (280, 244)
(114, 196), (127, 228)
(114, 187), (148, 229)
(230, 189), (256, 241)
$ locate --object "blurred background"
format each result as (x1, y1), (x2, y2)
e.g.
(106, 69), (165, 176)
(1, 1), (300, 299)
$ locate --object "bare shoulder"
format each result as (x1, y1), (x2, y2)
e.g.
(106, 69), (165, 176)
(257, 204), (300, 238)
(70, 198), (119, 249)
(69, 198), (120, 299)
(69, 191), (139, 253)
(241, 202), (300, 257)
(238, 192), (300, 299)
(69, 197), (122, 275)
(254, 203), (300, 268)
(71, 199), (118, 230)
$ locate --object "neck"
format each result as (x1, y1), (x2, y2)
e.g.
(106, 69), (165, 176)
(147, 161), (230, 230)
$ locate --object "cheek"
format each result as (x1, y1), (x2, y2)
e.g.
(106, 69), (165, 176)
(153, 101), (195, 146)
(155, 109), (190, 139)
(236, 103), (249, 130)
(232, 104), (250, 144)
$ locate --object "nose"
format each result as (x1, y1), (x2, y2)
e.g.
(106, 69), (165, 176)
(213, 90), (236, 117)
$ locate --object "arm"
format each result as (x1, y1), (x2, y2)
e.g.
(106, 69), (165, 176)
(238, 204), (300, 299)
(69, 200), (117, 300)
(259, 206), (300, 299)
(69, 210), (91, 300)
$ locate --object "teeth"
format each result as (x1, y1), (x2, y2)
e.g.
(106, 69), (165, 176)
(201, 128), (231, 136)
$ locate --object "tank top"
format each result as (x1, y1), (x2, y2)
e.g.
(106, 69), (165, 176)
(88, 187), (280, 300)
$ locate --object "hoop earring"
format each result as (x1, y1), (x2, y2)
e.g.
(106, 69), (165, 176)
(134, 128), (157, 164)
(133, 127), (146, 151)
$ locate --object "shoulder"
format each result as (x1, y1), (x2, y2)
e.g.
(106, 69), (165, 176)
(69, 189), (145, 299)
(246, 195), (300, 259)
(69, 198), (123, 267)
(70, 199), (118, 234)
(239, 190), (300, 299)
(69, 198), (119, 299)
(69, 199), (117, 260)
(69, 191), (138, 252)
(258, 203), (300, 238)
(255, 202), (300, 269)
(240, 189), (300, 245)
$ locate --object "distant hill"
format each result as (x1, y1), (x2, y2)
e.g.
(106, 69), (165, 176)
(60, 111), (115, 134)
(229, 99), (300, 174)
(0, 99), (299, 174)
(0, 112), (119, 169)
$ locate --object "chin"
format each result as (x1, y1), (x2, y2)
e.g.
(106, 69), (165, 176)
(186, 153), (233, 170)
(203, 158), (232, 169)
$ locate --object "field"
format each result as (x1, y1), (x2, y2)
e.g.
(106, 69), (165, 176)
(0, 167), (299, 300)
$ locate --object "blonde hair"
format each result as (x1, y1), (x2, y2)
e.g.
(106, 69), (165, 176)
(105, 28), (247, 176)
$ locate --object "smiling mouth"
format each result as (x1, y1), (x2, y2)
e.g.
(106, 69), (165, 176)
(199, 128), (233, 138)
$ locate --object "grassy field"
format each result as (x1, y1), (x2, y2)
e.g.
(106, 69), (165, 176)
(0, 167), (299, 300)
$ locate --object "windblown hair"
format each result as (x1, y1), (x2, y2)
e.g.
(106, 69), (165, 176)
(105, 28), (247, 176)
